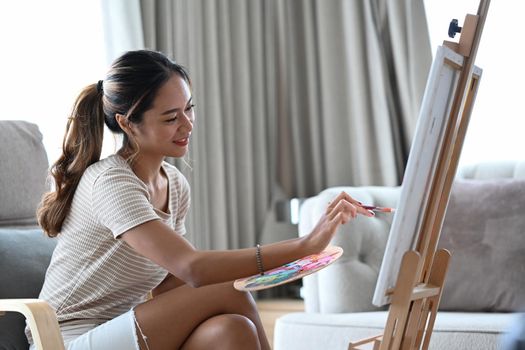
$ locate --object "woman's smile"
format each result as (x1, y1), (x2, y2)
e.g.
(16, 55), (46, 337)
(174, 136), (190, 146)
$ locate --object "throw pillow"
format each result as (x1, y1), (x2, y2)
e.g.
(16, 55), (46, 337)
(438, 179), (525, 312)
(0, 121), (48, 226)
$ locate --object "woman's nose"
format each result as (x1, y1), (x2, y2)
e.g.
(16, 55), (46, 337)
(181, 113), (193, 132)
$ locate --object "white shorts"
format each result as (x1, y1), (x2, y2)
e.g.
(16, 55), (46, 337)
(29, 309), (142, 350)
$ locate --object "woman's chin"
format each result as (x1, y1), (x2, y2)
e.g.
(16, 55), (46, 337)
(167, 148), (188, 158)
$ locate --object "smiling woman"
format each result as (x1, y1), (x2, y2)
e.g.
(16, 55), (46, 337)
(24, 49), (370, 350)
(0, 1), (107, 164)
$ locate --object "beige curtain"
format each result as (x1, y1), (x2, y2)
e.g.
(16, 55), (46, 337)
(103, 0), (431, 250)
(273, 0), (431, 195)
(100, 0), (145, 64)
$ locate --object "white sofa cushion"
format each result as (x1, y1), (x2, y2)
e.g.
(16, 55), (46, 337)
(275, 311), (519, 350)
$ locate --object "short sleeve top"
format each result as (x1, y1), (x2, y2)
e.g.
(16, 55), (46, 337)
(26, 155), (190, 342)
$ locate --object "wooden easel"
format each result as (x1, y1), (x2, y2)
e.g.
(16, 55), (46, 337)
(348, 1), (490, 349)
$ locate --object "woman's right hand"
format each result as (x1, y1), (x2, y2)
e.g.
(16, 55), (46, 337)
(302, 191), (374, 254)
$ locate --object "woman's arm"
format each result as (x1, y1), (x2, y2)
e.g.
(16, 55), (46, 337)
(122, 191), (372, 288)
(121, 220), (306, 287)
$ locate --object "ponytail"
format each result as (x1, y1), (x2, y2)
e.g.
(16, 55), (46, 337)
(38, 83), (105, 237)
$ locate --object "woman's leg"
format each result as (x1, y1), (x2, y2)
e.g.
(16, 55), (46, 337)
(180, 314), (260, 350)
(134, 281), (271, 350)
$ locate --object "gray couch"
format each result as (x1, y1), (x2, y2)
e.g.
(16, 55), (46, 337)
(275, 161), (525, 350)
(0, 121), (56, 350)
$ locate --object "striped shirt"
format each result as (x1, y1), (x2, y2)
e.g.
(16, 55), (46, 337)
(26, 155), (190, 343)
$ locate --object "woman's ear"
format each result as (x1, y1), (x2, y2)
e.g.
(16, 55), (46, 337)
(115, 114), (134, 135)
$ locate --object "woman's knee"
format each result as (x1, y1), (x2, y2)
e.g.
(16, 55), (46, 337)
(209, 314), (259, 344)
(184, 314), (260, 349)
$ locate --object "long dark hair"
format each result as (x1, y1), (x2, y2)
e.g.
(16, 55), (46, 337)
(38, 50), (190, 237)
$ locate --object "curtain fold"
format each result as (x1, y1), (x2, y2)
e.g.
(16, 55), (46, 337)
(100, 0), (144, 64)
(103, 0), (431, 250)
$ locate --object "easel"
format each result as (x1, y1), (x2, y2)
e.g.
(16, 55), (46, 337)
(348, 1), (490, 349)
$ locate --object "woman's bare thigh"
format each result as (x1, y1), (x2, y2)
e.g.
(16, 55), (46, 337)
(133, 281), (268, 350)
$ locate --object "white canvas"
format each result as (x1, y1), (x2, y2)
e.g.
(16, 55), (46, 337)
(373, 45), (482, 306)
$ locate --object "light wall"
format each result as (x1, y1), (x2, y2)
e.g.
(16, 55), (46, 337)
(424, 0), (525, 164)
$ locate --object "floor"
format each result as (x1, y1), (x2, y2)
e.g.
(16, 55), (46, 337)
(256, 298), (305, 348)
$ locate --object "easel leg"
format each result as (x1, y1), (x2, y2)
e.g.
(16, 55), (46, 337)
(380, 251), (421, 350)
(420, 250), (451, 349)
(414, 299), (432, 348)
(401, 299), (424, 350)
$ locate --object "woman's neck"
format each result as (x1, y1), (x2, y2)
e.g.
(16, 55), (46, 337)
(118, 149), (165, 185)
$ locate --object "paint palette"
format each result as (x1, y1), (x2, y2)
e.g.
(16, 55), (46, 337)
(234, 246), (343, 291)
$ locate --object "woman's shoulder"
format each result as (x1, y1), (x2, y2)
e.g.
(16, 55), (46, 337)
(86, 154), (131, 175)
(83, 154), (138, 186)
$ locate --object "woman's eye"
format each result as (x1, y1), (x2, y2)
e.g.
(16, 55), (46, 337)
(185, 104), (195, 112)
(166, 117), (177, 123)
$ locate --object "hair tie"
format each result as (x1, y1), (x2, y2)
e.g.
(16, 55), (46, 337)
(97, 80), (104, 93)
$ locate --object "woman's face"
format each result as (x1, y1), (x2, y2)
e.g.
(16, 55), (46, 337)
(133, 74), (194, 159)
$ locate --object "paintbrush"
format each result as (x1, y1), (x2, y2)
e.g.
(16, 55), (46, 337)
(360, 205), (395, 213)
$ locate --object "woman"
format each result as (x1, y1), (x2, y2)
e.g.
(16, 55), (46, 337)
(28, 49), (373, 350)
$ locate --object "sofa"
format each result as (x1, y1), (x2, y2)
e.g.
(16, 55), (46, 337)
(275, 161), (525, 350)
(0, 120), (57, 350)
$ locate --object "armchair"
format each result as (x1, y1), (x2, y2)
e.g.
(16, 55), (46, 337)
(0, 120), (64, 349)
(275, 160), (525, 349)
